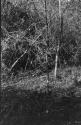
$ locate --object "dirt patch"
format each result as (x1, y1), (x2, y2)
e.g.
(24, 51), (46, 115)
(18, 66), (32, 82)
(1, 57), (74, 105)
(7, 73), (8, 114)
(1, 86), (81, 125)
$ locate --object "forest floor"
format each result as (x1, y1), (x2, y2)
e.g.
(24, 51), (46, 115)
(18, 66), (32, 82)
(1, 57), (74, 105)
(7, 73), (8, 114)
(1, 66), (81, 125)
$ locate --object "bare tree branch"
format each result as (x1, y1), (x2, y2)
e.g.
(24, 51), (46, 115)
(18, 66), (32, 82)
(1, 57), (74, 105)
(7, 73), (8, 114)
(10, 50), (28, 72)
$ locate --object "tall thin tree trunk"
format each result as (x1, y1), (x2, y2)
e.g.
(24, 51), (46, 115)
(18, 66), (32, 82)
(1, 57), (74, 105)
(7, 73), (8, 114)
(44, 0), (50, 86)
(45, 0), (49, 38)
(54, 0), (62, 81)
(54, 44), (59, 79)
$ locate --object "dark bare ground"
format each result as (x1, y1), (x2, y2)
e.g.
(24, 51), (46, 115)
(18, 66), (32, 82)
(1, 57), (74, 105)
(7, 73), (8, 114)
(1, 67), (81, 125)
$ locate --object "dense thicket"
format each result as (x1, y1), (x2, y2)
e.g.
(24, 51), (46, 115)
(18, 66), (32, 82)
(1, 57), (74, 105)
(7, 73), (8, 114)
(1, 0), (81, 75)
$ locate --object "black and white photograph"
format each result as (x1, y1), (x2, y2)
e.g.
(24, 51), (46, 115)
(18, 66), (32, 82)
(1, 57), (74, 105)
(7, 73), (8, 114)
(1, 0), (81, 125)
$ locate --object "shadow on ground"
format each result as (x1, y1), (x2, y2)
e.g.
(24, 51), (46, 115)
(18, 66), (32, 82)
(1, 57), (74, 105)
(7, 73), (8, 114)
(0, 86), (81, 125)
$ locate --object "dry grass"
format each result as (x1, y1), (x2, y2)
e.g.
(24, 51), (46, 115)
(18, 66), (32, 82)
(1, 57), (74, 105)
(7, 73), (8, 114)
(1, 66), (81, 97)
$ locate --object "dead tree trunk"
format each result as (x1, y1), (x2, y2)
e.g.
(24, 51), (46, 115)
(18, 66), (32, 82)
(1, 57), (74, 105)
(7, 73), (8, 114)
(54, 0), (63, 82)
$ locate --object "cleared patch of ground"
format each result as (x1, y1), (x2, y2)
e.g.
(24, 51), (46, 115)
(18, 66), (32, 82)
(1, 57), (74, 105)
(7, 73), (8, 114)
(1, 66), (81, 125)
